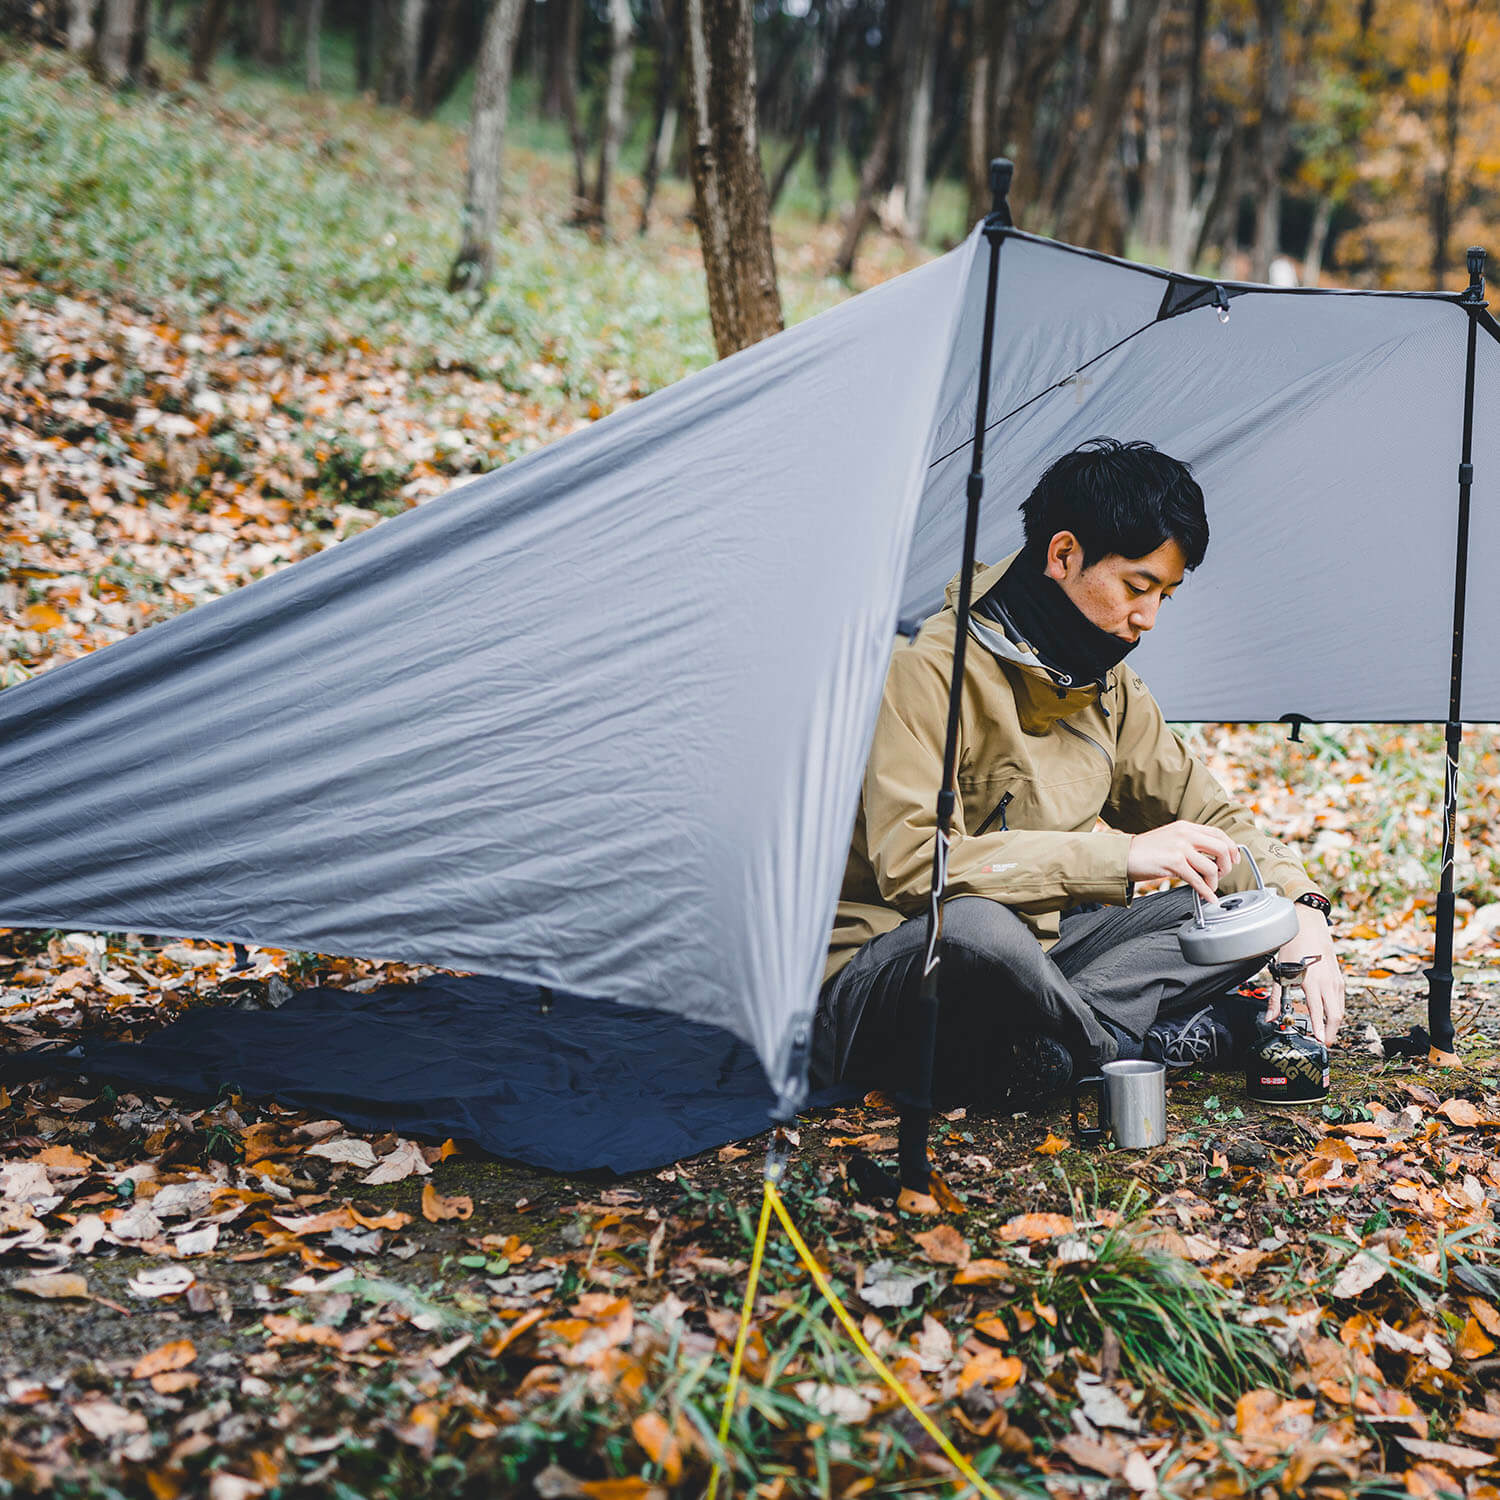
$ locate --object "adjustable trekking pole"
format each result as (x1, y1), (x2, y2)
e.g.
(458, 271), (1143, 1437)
(1425, 245), (1486, 1057)
(896, 160), (1014, 1201)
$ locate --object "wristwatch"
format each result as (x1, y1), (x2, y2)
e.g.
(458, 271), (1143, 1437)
(1294, 891), (1333, 922)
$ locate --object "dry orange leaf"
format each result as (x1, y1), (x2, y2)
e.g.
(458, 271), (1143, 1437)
(132, 1339), (196, 1380)
(350, 1206), (411, 1232)
(1000, 1212), (1074, 1242)
(953, 1258), (1010, 1286)
(1456, 1408), (1500, 1440)
(421, 1184), (474, 1223)
(632, 1411), (683, 1484)
(956, 1347), (1024, 1393)
(912, 1224), (971, 1267)
(1438, 1098), (1483, 1126)
(973, 1310), (1009, 1343)
(717, 1143), (750, 1162)
(1035, 1132), (1070, 1155)
(23, 603), (65, 631)
(1457, 1317), (1497, 1360)
(1469, 1297), (1500, 1337)
(36, 1144), (95, 1173)
(438, 1138), (461, 1161)
(150, 1371), (199, 1395)
(483, 1308), (547, 1359)
(12, 1273), (89, 1300)
(578, 1481), (666, 1500)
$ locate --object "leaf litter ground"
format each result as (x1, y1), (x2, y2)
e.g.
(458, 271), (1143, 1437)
(4, 46), (1500, 1500)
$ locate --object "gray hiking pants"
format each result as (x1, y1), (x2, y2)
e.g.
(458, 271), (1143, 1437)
(811, 887), (1265, 1094)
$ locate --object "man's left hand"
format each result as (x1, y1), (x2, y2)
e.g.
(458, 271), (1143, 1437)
(1266, 906), (1344, 1045)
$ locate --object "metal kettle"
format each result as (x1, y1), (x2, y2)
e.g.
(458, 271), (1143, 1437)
(1177, 845), (1300, 966)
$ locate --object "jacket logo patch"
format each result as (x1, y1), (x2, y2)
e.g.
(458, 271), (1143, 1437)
(984, 862), (1018, 874)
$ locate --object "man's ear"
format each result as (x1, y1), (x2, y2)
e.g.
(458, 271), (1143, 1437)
(1043, 530), (1081, 582)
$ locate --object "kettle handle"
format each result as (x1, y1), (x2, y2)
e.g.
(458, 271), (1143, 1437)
(1191, 844), (1266, 928)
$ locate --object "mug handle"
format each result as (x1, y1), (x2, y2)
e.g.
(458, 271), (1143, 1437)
(1072, 1073), (1107, 1145)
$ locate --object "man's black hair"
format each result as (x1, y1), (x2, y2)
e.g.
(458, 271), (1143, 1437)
(1019, 437), (1209, 570)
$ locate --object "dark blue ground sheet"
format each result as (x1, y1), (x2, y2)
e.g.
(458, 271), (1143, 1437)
(61, 975), (850, 1174)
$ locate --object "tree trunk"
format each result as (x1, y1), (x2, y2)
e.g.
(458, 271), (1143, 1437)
(1431, 3), (1476, 289)
(546, 0), (589, 212)
(254, 0), (281, 65)
(638, 0), (681, 235)
(448, 0), (527, 294)
(1250, 0), (1287, 281)
(1135, 8), (1169, 252)
(355, 2), (375, 91)
(586, 0), (634, 233)
(767, 1), (854, 213)
(95, 0), (139, 84)
(814, 55), (846, 223)
(832, 88), (898, 278)
(66, 0), (96, 53)
(1302, 191), (1333, 286)
(189, 0), (230, 81)
(897, 0), (939, 239)
(683, 0), (783, 357)
(393, 0), (426, 104)
(414, 0), (464, 116)
(302, 0), (322, 90)
(1052, 0), (1164, 246)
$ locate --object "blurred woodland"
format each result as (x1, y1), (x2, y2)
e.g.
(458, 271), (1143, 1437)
(3, 0), (1499, 316)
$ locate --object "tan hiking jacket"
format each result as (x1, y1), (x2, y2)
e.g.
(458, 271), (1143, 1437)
(825, 554), (1318, 987)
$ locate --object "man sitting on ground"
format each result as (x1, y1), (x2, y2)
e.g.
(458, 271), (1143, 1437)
(812, 438), (1344, 1103)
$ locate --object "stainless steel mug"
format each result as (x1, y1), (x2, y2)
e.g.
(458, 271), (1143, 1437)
(1071, 1059), (1168, 1149)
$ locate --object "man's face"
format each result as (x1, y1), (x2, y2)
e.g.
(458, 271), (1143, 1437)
(1043, 533), (1187, 643)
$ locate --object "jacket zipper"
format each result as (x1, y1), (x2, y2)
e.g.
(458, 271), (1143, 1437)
(1058, 720), (1114, 769)
(975, 789), (1013, 836)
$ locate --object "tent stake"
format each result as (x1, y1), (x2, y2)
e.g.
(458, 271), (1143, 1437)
(896, 160), (1013, 1199)
(1425, 245), (1486, 1056)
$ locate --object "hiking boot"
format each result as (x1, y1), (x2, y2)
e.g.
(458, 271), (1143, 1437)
(982, 1031), (1074, 1108)
(1144, 1006), (1237, 1070)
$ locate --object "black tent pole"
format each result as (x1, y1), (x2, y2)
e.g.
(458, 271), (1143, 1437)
(1426, 244), (1487, 1056)
(896, 160), (1013, 1199)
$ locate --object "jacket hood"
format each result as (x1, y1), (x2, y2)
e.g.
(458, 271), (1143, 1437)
(941, 552), (1106, 731)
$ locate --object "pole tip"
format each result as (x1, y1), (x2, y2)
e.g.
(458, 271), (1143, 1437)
(1468, 246), (1487, 280)
(987, 159), (1014, 229)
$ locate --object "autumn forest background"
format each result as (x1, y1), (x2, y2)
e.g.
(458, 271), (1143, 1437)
(2, 1), (1500, 1498)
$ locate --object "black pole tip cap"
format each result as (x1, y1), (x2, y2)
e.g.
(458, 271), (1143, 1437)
(1468, 246), (1487, 278)
(989, 158), (1014, 202)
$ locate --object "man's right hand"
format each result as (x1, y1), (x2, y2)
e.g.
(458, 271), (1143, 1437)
(1126, 821), (1241, 903)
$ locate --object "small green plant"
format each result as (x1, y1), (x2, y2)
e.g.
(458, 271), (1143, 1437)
(1035, 1186), (1287, 1418)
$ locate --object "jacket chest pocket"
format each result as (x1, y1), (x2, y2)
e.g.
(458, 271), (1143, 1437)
(959, 775), (1027, 837)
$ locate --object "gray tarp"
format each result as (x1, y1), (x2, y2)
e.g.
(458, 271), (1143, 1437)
(1, 228), (1496, 1108)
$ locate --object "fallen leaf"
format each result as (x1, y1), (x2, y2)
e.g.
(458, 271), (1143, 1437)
(128, 1266), (196, 1299)
(304, 1139), (378, 1170)
(953, 1258), (1010, 1287)
(716, 1144), (749, 1162)
(175, 1224), (220, 1256)
(421, 1184), (473, 1223)
(151, 1371), (200, 1394)
(36, 1144), (94, 1173)
(361, 1140), (431, 1185)
(132, 1340), (196, 1380)
(999, 1212), (1074, 1242)
(1456, 1408), (1500, 1440)
(858, 1260), (931, 1309)
(1396, 1437), (1494, 1468)
(1075, 1372), (1139, 1432)
(1034, 1132), (1070, 1155)
(1331, 1251), (1388, 1299)
(73, 1398), (148, 1440)
(631, 1411), (682, 1484)
(12, 1272), (89, 1300)
(1458, 1317), (1497, 1360)
(1056, 1434), (1124, 1477)
(1438, 1099), (1483, 1127)
(912, 1224), (970, 1267)
(956, 1347), (1024, 1393)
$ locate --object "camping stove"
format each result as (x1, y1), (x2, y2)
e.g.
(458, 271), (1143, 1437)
(1245, 955), (1330, 1104)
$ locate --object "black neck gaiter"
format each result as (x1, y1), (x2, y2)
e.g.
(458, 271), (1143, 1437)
(974, 557), (1139, 686)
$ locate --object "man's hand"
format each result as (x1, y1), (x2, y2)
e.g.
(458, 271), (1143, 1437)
(1126, 821), (1241, 903)
(1269, 906), (1345, 1045)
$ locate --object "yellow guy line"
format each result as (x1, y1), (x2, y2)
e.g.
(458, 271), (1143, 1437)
(705, 1184), (774, 1500)
(707, 1177), (1004, 1500)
